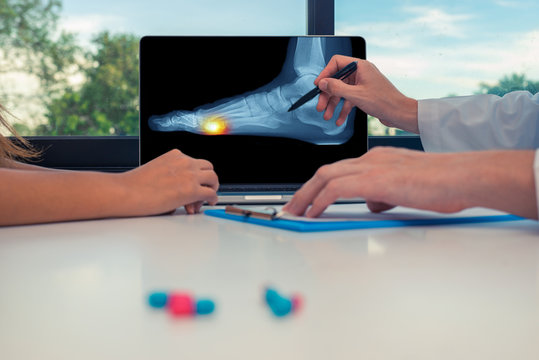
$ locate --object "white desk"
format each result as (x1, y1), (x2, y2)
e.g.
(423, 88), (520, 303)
(1, 204), (539, 360)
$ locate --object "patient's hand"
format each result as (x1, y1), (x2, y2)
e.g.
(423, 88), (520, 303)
(122, 149), (219, 215)
(0, 149), (219, 226)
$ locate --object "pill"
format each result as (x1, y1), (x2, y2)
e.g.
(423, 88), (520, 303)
(264, 286), (301, 317)
(168, 292), (195, 316)
(148, 292), (168, 308)
(269, 297), (293, 317)
(291, 294), (303, 312)
(196, 299), (215, 315)
(265, 287), (282, 305)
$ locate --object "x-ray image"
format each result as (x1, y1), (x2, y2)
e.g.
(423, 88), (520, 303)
(148, 37), (354, 145)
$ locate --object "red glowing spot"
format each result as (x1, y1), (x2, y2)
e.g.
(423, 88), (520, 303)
(200, 115), (230, 135)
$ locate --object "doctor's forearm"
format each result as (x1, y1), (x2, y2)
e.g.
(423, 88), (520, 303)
(461, 150), (537, 219)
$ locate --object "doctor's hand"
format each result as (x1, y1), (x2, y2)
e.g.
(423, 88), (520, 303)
(314, 55), (419, 133)
(282, 147), (538, 219)
(120, 149), (219, 216)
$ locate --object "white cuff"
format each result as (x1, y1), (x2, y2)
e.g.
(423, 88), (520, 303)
(418, 99), (443, 152)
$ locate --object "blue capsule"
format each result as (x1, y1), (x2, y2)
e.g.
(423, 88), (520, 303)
(148, 292), (168, 308)
(196, 299), (216, 315)
(265, 288), (281, 304)
(264, 287), (293, 317)
(270, 297), (293, 317)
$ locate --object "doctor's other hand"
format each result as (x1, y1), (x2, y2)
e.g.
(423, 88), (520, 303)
(314, 55), (418, 133)
(120, 149), (219, 216)
(282, 147), (537, 219)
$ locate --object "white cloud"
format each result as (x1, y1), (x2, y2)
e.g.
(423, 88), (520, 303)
(404, 6), (473, 38)
(59, 14), (127, 45)
(338, 5), (539, 99)
(511, 30), (539, 75)
(494, 0), (529, 8)
(337, 6), (473, 50)
(58, 0), (305, 39)
(337, 23), (414, 49)
(372, 29), (539, 99)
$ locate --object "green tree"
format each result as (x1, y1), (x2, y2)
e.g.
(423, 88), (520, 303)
(0, 0), (80, 126)
(477, 73), (539, 96)
(37, 32), (139, 135)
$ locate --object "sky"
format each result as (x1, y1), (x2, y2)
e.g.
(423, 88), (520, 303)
(55, 0), (539, 99)
(336, 0), (539, 98)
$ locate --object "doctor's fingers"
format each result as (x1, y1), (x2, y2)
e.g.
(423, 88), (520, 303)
(316, 91), (332, 114)
(335, 100), (355, 126)
(318, 94), (353, 123)
(314, 55), (359, 85)
(306, 174), (381, 217)
(305, 174), (362, 217)
(366, 200), (396, 213)
(323, 95), (343, 121)
(284, 160), (365, 215)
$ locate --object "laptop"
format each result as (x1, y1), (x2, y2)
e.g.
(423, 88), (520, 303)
(139, 36), (367, 204)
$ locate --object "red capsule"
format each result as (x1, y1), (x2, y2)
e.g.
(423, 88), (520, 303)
(168, 292), (195, 317)
(291, 294), (303, 312)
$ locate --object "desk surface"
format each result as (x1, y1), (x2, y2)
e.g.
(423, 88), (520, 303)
(1, 205), (539, 360)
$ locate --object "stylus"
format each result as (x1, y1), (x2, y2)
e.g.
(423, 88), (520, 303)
(287, 61), (358, 112)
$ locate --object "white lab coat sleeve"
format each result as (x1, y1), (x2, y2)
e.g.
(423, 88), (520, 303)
(418, 91), (539, 152)
(419, 91), (539, 216)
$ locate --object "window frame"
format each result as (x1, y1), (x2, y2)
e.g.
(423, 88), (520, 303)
(23, 0), (422, 171)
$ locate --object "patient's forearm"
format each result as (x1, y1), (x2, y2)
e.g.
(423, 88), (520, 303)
(0, 168), (126, 226)
(6, 160), (59, 171)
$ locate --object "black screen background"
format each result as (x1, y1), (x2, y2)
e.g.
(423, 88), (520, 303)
(140, 36), (367, 184)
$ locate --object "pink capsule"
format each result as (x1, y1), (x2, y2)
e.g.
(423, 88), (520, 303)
(291, 294), (303, 312)
(168, 292), (195, 317)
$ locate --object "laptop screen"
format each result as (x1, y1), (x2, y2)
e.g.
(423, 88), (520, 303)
(140, 36), (367, 185)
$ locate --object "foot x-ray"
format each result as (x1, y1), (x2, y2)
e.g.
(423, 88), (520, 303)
(148, 37), (354, 145)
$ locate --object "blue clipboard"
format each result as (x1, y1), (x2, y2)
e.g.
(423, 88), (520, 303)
(204, 209), (523, 232)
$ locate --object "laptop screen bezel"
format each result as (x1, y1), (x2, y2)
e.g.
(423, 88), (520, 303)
(139, 35), (367, 186)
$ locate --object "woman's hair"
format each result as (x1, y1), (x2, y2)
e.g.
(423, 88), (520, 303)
(0, 104), (40, 166)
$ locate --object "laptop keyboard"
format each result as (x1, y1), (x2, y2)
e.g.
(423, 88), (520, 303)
(219, 184), (301, 192)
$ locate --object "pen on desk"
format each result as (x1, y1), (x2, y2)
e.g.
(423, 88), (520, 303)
(287, 61), (358, 112)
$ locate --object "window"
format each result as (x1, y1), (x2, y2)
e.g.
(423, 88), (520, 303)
(336, 0), (539, 135)
(1, 0), (306, 136)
